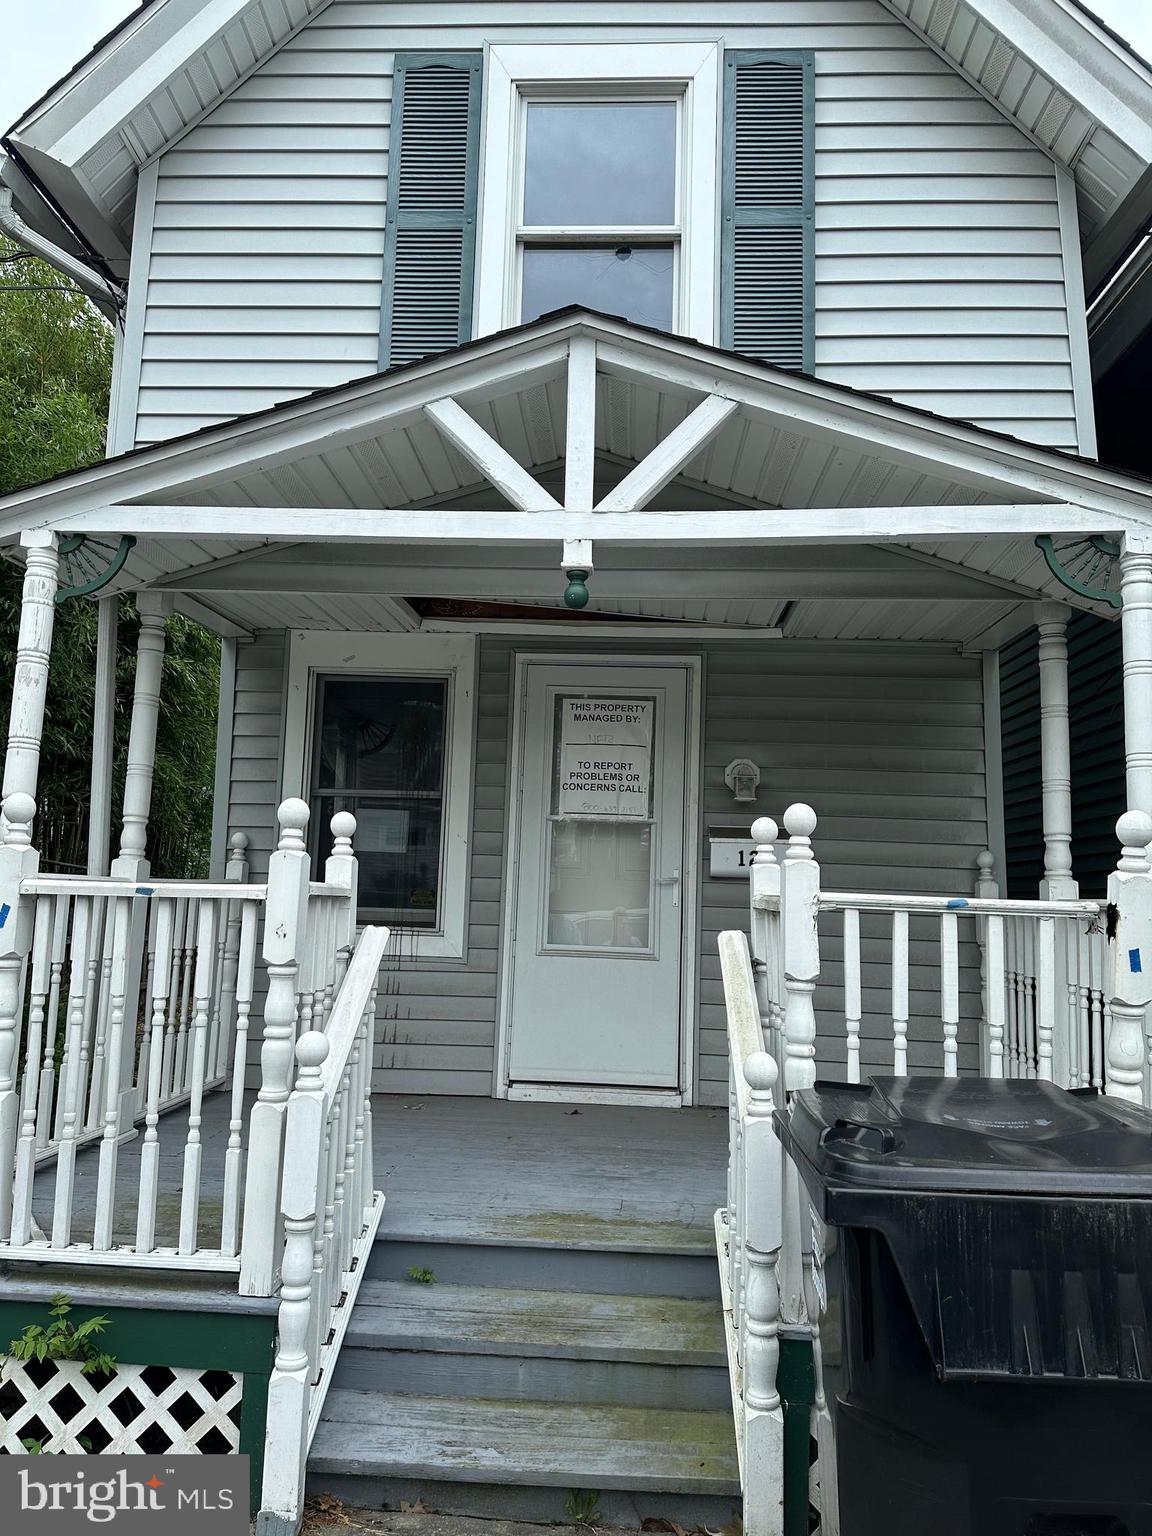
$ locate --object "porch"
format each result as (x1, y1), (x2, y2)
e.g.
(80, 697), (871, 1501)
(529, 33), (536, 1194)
(1, 311), (1152, 1532)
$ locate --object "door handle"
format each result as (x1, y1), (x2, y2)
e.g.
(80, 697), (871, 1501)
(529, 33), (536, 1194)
(656, 869), (681, 908)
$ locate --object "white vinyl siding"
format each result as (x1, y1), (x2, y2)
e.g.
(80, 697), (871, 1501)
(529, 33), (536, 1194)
(227, 632), (987, 1101)
(133, 0), (1083, 452)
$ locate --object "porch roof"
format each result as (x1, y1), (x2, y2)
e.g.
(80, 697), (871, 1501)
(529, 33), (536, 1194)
(3, 309), (1151, 647)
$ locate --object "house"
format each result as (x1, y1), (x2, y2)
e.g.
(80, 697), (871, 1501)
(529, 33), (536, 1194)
(1, 1), (1152, 1532)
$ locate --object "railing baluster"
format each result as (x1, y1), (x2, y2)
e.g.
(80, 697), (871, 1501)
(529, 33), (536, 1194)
(10, 897), (55, 1243)
(93, 895), (132, 1250)
(1036, 915), (1056, 1082)
(986, 914), (1006, 1077)
(51, 896), (96, 1247)
(940, 909), (959, 1076)
(1090, 931), (1106, 1089)
(1025, 919), (1038, 1077)
(173, 897), (198, 1093)
(161, 895), (185, 1101)
(843, 906), (861, 1084)
(36, 896), (69, 1150)
(136, 898), (175, 1254)
(891, 909), (909, 1076)
(85, 913), (115, 1133)
(221, 901), (259, 1258)
(178, 900), (220, 1255)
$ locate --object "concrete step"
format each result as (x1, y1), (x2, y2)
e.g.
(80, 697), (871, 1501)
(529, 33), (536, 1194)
(331, 1281), (729, 1409)
(309, 1390), (740, 1499)
(368, 1236), (720, 1300)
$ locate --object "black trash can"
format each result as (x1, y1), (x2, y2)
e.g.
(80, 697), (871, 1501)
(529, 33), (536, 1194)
(777, 1076), (1152, 1536)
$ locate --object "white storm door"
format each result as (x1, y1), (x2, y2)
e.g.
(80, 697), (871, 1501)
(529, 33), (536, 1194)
(506, 663), (688, 1089)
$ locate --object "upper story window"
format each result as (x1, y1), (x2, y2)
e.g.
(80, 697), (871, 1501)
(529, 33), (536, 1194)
(475, 43), (720, 344)
(519, 99), (679, 331)
(379, 46), (813, 370)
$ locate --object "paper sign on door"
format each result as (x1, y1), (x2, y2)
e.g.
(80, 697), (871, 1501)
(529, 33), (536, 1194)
(557, 698), (653, 818)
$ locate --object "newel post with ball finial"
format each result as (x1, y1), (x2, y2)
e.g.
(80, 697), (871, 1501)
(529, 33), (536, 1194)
(240, 798), (314, 1295)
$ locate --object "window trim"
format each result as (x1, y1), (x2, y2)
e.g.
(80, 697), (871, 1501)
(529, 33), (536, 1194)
(283, 632), (477, 960)
(476, 41), (721, 343)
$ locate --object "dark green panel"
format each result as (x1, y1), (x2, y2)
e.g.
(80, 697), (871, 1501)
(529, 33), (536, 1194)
(721, 50), (815, 374)
(999, 627), (1043, 899)
(998, 614), (1125, 901)
(379, 52), (483, 369)
(0, 1299), (275, 1511)
(1068, 611), (1124, 898)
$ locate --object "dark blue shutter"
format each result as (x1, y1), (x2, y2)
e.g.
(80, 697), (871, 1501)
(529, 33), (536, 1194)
(379, 53), (482, 368)
(721, 51), (814, 372)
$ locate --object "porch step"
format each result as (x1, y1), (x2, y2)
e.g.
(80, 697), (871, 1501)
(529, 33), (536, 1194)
(331, 1281), (729, 1409)
(368, 1236), (720, 1299)
(309, 1390), (740, 1496)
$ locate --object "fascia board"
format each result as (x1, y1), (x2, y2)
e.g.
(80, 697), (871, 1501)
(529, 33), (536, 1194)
(957, 0), (1152, 161)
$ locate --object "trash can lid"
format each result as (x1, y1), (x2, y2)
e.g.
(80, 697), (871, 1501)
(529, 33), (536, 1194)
(780, 1077), (1152, 1196)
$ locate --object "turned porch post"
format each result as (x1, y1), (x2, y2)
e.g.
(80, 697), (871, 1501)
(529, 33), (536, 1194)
(2, 531), (60, 819)
(241, 798), (312, 1296)
(0, 531), (60, 1232)
(1120, 533), (1152, 822)
(111, 592), (173, 880)
(1105, 810), (1152, 1103)
(1036, 603), (1078, 900)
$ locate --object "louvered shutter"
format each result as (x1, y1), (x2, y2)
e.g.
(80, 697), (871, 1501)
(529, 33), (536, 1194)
(380, 53), (482, 368)
(721, 51), (814, 372)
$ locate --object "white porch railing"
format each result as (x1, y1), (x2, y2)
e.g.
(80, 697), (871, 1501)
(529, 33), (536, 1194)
(716, 928), (785, 1536)
(0, 799), (361, 1281)
(719, 803), (1152, 1536)
(258, 923), (387, 1535)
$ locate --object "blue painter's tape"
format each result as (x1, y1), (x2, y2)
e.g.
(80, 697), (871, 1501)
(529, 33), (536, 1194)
(1130, 948), (1143, 974)
(0, 904), (9, 929)
(946, 898), (969, 910)
(136, 886), (154, 896)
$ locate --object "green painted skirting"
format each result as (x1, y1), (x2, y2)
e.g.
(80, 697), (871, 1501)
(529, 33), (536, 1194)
(0, 1297), (276, 1512)
(777, 1334), (816, 1536)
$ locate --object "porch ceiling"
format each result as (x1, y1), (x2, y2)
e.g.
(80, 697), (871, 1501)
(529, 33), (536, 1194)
(2, 311), (1148, 645)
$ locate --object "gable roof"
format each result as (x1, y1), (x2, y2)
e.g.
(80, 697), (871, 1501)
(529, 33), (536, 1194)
(3, 305), (1151, 526)
(4, 0), (1152, 297)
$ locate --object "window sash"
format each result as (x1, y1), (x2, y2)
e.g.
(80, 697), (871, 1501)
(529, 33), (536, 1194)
(308, 669), (453, 930)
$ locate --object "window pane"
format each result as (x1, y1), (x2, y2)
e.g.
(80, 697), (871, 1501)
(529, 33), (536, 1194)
(522, 245), (674, 330)
(315, 795), (442, 927)
(546, 820), (652, 950)
(311, 675), (448, 927)
(314, 677), (445, 794)
(523, 102), (676, 226)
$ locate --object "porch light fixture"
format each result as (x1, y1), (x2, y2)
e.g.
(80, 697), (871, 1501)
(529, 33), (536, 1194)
(725, 758), (761, 804)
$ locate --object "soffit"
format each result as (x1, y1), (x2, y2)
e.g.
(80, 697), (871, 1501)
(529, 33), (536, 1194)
(877, 0), (1152, 245)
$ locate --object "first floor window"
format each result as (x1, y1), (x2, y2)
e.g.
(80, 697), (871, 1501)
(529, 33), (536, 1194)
(310, 674), (448, 927)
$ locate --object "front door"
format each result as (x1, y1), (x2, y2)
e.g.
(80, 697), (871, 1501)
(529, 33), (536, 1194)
(505, 661), (689, 1091)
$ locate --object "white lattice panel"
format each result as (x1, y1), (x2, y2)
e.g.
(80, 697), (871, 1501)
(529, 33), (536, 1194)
(0, 1360), (243, 1454)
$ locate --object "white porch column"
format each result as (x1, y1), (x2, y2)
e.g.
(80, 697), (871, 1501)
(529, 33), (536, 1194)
(0, 531), (59, 1234)
(1036, 603), (1078, 900)
(1120, 533), (1152, 821)
(110, 592), (173, 881)
(87, 595), (118, 876)
(2, 531), (60, 823)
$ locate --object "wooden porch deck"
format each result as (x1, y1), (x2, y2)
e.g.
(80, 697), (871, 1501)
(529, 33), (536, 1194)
(30, 1091), (728, 1257)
